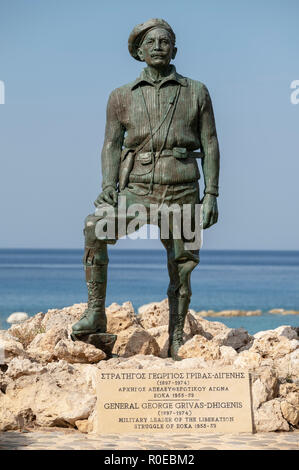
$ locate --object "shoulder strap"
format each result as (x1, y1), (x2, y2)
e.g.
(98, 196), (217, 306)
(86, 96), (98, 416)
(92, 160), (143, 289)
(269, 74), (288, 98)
(126, 85), (180, 158)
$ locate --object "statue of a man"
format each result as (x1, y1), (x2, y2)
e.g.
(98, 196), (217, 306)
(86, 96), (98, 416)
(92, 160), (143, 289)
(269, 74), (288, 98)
(72, 19), (220, 360)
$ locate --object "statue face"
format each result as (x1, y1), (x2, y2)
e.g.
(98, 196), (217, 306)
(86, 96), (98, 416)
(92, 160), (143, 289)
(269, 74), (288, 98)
(137, 28), (177, 67)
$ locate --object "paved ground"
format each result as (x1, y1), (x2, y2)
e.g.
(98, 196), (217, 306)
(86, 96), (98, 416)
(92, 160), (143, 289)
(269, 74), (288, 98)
(0, 428), (298, 450)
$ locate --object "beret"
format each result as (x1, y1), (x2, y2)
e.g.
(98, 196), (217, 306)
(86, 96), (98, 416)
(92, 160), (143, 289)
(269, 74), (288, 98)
(128, 18), (176, 61)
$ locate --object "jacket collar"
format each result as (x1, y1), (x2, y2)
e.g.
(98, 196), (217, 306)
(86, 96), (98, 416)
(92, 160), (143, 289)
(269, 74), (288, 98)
(131, 65), (188, 90)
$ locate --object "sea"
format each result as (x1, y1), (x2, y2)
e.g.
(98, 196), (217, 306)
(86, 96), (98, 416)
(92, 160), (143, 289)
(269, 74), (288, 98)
(0, 249), (299, 335)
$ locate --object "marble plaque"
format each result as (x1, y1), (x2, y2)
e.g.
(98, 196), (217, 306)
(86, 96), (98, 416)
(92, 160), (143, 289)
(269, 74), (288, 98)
(96, 368), (252, 434)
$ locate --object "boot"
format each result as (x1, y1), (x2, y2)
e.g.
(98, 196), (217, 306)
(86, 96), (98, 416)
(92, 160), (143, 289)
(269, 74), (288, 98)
(168, 295), (190, 361)
(72, 280), (107, 337)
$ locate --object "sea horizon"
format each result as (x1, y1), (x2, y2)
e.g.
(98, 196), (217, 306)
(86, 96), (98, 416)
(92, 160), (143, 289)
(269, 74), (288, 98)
(0, 248), (298, 334)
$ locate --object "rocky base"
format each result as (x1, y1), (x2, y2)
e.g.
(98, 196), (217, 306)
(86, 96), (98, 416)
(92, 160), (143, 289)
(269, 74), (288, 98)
(0, 299), (298, 434)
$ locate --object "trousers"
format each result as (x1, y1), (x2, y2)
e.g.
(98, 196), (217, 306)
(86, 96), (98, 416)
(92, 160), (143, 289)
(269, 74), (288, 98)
(84, 181), (200, 299)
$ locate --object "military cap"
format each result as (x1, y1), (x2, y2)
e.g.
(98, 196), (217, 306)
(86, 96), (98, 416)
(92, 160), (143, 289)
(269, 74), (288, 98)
(128, 18), (176, 61)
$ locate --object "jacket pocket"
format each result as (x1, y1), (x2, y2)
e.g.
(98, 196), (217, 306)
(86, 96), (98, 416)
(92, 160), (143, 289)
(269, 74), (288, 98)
(158, 156), (200, 183)
(130, 154), (154, 175)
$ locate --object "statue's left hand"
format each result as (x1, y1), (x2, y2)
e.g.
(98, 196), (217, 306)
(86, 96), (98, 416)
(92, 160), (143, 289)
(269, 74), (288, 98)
(202, 194), (218, 229)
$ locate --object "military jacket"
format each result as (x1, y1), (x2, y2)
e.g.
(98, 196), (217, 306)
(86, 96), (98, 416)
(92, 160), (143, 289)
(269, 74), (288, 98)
(101, 65), (220, 195)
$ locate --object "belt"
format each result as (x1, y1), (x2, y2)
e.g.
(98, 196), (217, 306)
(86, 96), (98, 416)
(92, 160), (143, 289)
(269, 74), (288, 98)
(136, 147), (202, 163)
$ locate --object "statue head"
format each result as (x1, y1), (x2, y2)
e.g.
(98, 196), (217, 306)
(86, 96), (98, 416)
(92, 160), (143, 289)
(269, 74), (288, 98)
(128, 19), (177, 68)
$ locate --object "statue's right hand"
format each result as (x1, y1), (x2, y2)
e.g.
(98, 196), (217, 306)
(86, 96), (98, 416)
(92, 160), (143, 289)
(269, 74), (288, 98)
(94, 186), (118, 207)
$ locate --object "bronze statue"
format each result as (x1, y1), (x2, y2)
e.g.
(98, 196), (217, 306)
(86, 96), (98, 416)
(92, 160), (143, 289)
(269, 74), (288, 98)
(71, 19), (220, 360)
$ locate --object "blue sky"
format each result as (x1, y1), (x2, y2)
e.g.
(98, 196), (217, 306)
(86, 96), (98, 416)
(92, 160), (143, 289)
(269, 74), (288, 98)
(0, 0), (298, 249)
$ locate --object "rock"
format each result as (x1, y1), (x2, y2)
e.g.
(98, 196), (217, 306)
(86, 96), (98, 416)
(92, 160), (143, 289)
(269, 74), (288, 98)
(0, 360), (97, 430)
(175, 357), (211, 369)
(233, 350), (263, 370)
(75, 419), (92, 433)
(6, 358), (47, 379)
(41, 304), (86, 332)
(280, 400), (299, 426)
(275, 349), (299, 382)
(278, 383), (299, 408)
(205, 310), (262, 317)
(213, 327), (252, 351)
(251, 370), (278, 410)
(9, 312), (45, 348)
(113, 326), (160, 358)
(268, 308), (285, 314)
(146, 325), (169, 358)
(54, 339), (106, 363)
(0, 336), (27, 363)
(6, 312), (29, 324)
(137, 298), (169, 329)
(138, 302), (158, 315)
(27, 326), (68, 362)
(253, 399), (289, 432)
(252, 378), (269, 410)
(191, 316), (229, 338)
(2, 300), (299, 434)
(195, 310), (216, 317)
(269, 309), (299, 315)
(0, 407), (36, 431)
(186, 312), (211, 338)
(250, 333), (298, 359)
(178, 335), (221, 361)
(146, 321), (194, 359)
(106, 301), (138, 333)
(219, 346), (238, 364)
(254, 326), (298, 341)
(98, 354), (174, 370)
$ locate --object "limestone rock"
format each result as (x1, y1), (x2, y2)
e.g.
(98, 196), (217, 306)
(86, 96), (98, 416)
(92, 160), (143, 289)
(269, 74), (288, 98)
(269, 308), (299, 315)
(278, 383), (299, 408)
(205, 309), (262, 317)
(280, 400), (299, 426)
(254, 326), (298, 341)
(98, 354), (171, 371)
(146, 324), (193, 359)
(6, 312), (29, 325)
(195, 310), (215, 317)
(75, 419), (92, 433)
(268, 308), (285, 314)
(275, 349), (299, 382)
(191, 316), (229, 338)
(138, 302), (159, 315)
(186, 312), (212, 338)
(106, 301), (138, 333)
(251, 370), (278, 410)
(0, 336), (27, 363)
(113, 326), (160, 358)
(250, 333), (298, 359)
(137, 299), (169, 329)
(27, 326), (68, 362)
(6, 357), (47, 379)
(54, 339), (106, 363)
(178, 335), (221, 361)
(0, 360), (97, 430)
(41, 303), (86, 332)
(9, 312), (45, 348)
(219, 346), (238, 365)
(146, 325), (169, 358)
(0, 407), (36, 431)
(252, 378), (269, 410)
(213, 327), (252, 351)
(253, 399), (289, 432)
(233, 350), (263, 370)
(174, 357), (211, 369)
